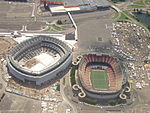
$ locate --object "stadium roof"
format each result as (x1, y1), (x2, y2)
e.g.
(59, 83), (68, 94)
(45, 0), (110, 7)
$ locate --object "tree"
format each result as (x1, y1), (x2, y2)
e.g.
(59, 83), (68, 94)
(140, 9), (143, 13)
(56, 20), (62, 25)
(146, 11), (150, 16)
(148, 25), (150, 30)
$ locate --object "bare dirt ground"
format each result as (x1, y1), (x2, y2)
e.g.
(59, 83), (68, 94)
(24, 58), (39, 68)
(0, 37), (17, 58)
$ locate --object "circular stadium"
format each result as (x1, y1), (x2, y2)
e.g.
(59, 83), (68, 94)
(77, 54), (125, 99)
(6, 35), (72, 86)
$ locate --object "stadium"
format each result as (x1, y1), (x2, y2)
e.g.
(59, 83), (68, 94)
(6, 35), (72, 86)
(77, 54), (125, 99)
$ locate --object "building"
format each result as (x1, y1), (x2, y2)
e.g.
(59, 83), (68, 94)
(6, 35), (73, 85)
(41, 0), (110, 14)
(73, 54), (127, 100)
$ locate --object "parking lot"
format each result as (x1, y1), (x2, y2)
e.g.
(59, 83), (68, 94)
(77, 18), (113, 53)
(111, 22), (150, 110)
(0, 93), (41, 113)
(0, 1), (32, 19)
(111, 22), (150, 89)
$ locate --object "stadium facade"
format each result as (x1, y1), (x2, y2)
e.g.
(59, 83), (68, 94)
(6, 36), (72, 85)
(74, 54), (126, 100)
(41, 0), (110, 14)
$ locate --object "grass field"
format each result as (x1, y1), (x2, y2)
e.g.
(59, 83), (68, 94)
(91, 70), (109, 90)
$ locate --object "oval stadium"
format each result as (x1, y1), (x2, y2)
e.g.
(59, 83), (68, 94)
(6, 35), (72, 86)
(77, 54), (125, 99)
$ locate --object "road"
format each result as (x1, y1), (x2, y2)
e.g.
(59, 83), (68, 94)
(60, 72), (78, 113)
(0, 63), (7, 98)
(117, 0), (133, 9)
(60, 73), (142, 113)
(0, 9), (114, 23)
(1, 1), (149, 112)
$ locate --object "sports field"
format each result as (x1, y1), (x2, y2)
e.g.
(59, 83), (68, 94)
(91, 70), (109, 90)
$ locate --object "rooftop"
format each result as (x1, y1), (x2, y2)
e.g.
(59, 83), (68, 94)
(45, 0), (110, 7)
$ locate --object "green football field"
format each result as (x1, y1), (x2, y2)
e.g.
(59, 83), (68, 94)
(91, 70), (109, 90)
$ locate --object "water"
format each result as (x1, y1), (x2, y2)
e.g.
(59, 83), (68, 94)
(133, 12), (150, 26)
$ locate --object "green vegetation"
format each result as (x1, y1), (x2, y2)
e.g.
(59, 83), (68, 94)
(133, 12), (150, 30)
(63, 77), (65, 85)
(128, 0), (149, 8)
(145, 0), (150, 2)
(132, 8), (150, 30)
(44, 27), (51, 32)
(115, 12), (131, 22)
(0, 93), (5, 102)
(0, 21), (45, 25)
(118, 12), (129, 20)
(56, 84), (60, 91)
(91, 70), (108, 90)
(113, 7), (150, 31)
(70, 66), (77, 86)
(113, 13), (119, 19)
(134, 1), (145, 5)
(114, 11), (139, 22)
(56, 20), (63, 25)
(109, 0), (126, 3)
(83, 97), (97, 104)
(124, 11), (137, 19)
(109, 99), (126, 106)
(148, 26), (150, 30)
(128, 4), (146, 8)
(53, 25), (62, 31)
(133, 8), (150, 15)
